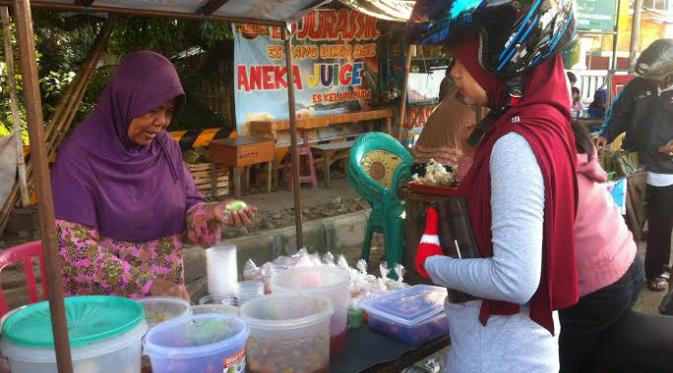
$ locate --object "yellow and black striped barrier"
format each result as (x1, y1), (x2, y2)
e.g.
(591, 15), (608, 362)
(170, 127), (232, 150)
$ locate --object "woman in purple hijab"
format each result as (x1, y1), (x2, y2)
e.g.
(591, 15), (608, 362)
(52, 51), (256, 300)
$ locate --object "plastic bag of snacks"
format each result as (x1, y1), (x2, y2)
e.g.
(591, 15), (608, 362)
(412, 159), (457, 186)
(244, 249), (409, 303)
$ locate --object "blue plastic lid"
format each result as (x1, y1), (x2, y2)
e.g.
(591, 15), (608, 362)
(2, 296), (145, 348)
(359, 285), (446, 326)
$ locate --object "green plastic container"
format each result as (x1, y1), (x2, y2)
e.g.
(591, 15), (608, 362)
(1, 296), (147, 373)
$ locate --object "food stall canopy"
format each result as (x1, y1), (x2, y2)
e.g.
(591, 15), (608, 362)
(338, 0), (414, 22)
(17, 0), (415, 23)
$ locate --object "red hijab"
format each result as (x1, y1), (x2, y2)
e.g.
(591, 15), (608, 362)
(454, 36), (578, 334)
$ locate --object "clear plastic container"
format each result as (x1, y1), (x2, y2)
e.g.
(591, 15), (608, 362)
(144, 314), (249, 373)
(137, 296), (192, 330)
(192, 304), (240, 316)
(199, 294), (239, 307)
(240, 294), (334, 373)
(236, 280), (264, 305)
(1, 296), (146, 373)
(367, 311), (449, 346)
(270, 267), (350, 355)
(359, 285), (449, 346)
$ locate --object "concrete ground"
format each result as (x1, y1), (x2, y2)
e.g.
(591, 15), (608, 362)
(240, 175), (360, 212)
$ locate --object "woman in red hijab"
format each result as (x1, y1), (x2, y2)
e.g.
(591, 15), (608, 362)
(409, 1), (578, 372)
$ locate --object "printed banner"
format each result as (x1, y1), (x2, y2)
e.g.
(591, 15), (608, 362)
(406, 105), (436, 130)
(576, 0), (617, 32)
(233, 8), (380, 135)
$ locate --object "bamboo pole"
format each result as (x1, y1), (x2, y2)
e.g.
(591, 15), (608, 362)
(46, 17), (116, 153)
(628, 0), (643, 72)
(0, 16), (114, 236)
(13, 1), (73, 372)
(1, 6), (29, 207)
(396, 44), (414, 141)
(283, 25), (304, 249)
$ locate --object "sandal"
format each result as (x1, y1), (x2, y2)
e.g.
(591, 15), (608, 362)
(648, 276), (669, 292)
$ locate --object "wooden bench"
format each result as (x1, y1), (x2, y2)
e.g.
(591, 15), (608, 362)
(249, 109), (394, 142)
(312, 140), (354, 188)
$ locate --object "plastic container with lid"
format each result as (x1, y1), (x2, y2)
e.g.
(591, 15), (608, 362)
(240, 294), (334, 373)
(270, 267), (350, 355)
(144, 313), (249, 373)
(236, 280), (264, 305)
(136, 296), (192, 330)
(192, 304), (240, 316)
(1, 296), (147, 373)
(199, 294), (239, 307)
(359, 285), (450, 346)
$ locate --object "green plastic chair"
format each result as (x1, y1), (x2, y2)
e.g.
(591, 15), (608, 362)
(347, 132), (412, 274)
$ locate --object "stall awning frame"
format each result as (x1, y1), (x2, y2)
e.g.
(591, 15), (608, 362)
(7, 1), (415, 372)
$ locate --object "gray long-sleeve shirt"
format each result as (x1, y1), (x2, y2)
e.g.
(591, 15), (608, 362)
(425, 132), (559, 373)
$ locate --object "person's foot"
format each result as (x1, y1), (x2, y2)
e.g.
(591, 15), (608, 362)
(648, 275), (668, 292)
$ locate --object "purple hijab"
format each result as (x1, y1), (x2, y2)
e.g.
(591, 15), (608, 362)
(52, 51), (205, 242)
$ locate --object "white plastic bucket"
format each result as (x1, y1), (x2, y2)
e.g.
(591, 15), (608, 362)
(1, 321), (147, 373)
(240, 294), (334, 373)
(270, 267), (350, 355)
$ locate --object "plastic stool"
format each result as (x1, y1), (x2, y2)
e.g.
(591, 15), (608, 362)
(283, 146), (318, 189)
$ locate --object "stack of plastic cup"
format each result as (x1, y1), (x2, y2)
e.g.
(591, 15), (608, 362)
(206, 245), (238, 297)
(236, 281), (264, 305)
(194, 295), (239, 315)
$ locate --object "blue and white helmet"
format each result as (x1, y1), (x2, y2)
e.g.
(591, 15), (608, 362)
(406, 0), (576, 77)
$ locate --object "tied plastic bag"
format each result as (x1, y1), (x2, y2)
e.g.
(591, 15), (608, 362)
(379, 262), (390, 279)
(243, 259), (274, 294)
(412, 159), (457, 186)
(336, 255), (350, 270)
(388, 264), (410, 291)
(356, 259), (368, 275)
(322, 252), (336, 266)
(243, 259), (261, 281)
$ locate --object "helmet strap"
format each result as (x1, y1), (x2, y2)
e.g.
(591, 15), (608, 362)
(466, 76), (524, 147)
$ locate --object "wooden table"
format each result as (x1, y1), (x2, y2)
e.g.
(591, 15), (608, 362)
(330, 324), (449, 373)
(209, 136), (275, 198)
(312, 140), (354, 188)
(249, 109), (394, 142)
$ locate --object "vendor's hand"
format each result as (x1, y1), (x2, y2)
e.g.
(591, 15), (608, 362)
(212, 200), (258, 227)
(658, 140), (673, 155)
(149, 279), (191, 301)
(595, 136), (608, 150)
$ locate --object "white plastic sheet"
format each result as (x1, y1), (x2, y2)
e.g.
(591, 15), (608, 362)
(29, 0), (413, 22)
(0, 135), (17, 207)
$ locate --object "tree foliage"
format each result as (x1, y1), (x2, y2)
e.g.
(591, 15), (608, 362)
(0, 10), (235, 144)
